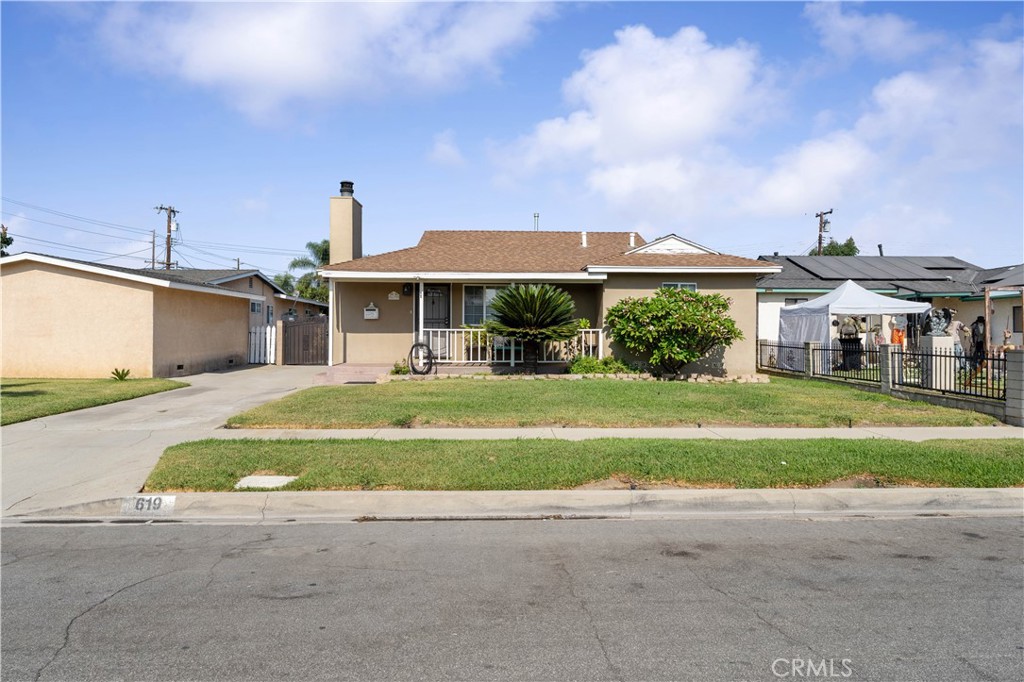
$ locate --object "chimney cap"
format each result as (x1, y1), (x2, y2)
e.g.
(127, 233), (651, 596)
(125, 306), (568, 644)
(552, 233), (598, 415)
(339, 181), (354, 197)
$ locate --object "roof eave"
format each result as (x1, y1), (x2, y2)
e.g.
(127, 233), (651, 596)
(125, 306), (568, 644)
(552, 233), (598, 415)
(320, 270), (606, 283)
(2, 253), (264, 301)
(588, 265), (782, 274)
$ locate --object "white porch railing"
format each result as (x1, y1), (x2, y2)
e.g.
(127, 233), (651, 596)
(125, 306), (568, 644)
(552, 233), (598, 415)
(420, 328), (604, 365)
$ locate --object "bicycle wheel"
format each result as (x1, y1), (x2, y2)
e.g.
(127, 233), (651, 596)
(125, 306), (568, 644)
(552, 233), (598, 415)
(408, 342), (434, 375)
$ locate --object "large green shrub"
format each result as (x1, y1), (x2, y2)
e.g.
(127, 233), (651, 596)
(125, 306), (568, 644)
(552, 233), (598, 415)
(605, 287), (743, 375)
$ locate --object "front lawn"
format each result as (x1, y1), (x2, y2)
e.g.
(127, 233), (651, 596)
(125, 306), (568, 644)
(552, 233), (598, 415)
(226, 376), (998, 428)
(145, 438), (1024, 491)
(1, 378), (188, 425)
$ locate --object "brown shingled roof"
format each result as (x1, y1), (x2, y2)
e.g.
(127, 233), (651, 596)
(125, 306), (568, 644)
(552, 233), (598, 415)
(323, 231), (643, 273)
(588, 252), (773, 269)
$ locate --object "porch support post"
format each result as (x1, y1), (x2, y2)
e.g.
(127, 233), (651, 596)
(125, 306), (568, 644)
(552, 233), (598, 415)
(327, 282), (334, 366)
(417, 281), (425, 344)
(598, 329), (604, 360)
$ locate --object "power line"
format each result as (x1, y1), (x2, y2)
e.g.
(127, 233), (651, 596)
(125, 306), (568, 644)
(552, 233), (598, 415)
(7, 233), (152, 262)
(2, 197), (152, 235)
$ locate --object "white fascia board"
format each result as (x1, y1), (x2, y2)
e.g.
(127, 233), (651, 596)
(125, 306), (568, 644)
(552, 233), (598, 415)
(274, 292), (328, 307)
(588, 265), (783, 274)
(3, 253), (263, 301)
(320, 270), (606, 283)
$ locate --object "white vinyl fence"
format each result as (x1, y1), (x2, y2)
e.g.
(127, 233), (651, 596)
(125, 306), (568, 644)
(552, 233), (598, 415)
(420, 328), (604, 365)
(248, 324), (276, 364)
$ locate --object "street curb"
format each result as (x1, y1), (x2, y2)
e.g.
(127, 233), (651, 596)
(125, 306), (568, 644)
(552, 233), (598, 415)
(6, 488), (1022, 524)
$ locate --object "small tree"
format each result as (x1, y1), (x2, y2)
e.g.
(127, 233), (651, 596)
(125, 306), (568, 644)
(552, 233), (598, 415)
(273, 272), (296, 295)
(1, 224), (12, 257)
(813, 237), (859, 256)
(485, 284), (578, 373)
(288, 239), (330, 303)
(605, 287), (743, 376)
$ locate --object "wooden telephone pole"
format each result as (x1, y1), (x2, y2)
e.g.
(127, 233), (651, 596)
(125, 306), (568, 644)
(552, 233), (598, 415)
(154, 205), (179, 270)
(815, 209), (833, 255)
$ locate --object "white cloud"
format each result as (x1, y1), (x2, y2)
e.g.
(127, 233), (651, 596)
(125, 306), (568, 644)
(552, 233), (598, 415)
(856, 38), (1024, 168)
(501, 24), (777, 174)
(803, 2), (944, 62)
(95, 3), (554, 121)
(429, 129), (466, 167)
(742, 132), (875, 216)
(494, 14), (1020, 260)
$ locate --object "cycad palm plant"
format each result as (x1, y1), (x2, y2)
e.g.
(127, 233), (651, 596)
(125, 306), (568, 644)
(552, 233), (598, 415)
(485, 284), (578, 373)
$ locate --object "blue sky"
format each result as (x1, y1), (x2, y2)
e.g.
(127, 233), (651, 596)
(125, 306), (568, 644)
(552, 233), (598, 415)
(3, 1), (1022, 277)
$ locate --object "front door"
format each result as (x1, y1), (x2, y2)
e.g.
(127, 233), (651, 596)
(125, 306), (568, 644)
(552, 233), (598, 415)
(415, 284), (451, 360)
(416, 284), (450, 330)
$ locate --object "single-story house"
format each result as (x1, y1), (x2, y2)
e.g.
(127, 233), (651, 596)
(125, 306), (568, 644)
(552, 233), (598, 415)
(756, 255), (1024, 348)
(0, 253), (263, 378)
(319, 182), (781, 376)
(138, 268), (328, 325)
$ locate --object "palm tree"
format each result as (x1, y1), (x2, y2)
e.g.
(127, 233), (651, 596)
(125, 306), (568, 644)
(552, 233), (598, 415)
(485, 284), (578, 373)
(288, 239), (330, 302)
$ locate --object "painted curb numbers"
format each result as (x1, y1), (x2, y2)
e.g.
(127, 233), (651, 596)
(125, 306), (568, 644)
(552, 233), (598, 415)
(121, 495), (176, 516)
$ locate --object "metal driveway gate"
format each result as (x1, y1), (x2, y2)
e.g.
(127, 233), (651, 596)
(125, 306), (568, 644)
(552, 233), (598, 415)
(283, 317), (328, 365)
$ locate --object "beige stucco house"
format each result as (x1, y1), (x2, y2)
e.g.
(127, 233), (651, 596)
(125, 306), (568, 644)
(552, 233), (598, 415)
(320, 182), (781, 376)
(0, 254), (263, 378)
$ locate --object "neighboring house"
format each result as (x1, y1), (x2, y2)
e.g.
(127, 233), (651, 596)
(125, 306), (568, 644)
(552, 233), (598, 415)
(274, 292), (328, 320)
(0, 253), (261, 378)
(138, 269), (328, 325)
(319, 182), (781, 376)
(756, 255), (1024, 347)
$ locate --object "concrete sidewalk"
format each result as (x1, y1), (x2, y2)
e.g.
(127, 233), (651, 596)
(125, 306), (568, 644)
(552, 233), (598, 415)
(3, 362), (1021, 520)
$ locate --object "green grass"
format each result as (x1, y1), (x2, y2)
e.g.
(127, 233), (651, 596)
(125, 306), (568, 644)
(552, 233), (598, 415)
(1, 378), (188, 425)
(226, 376), (998, 429)
(145, 438), (1024, 491)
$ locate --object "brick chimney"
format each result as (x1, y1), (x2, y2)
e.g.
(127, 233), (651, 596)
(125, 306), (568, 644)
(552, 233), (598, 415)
(329, 180), (362, 264)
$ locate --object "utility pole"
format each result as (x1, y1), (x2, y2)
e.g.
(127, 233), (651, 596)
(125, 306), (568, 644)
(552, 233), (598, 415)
(236, 258), (241, 270)
(154, 205), (180, 270)
(150, 230), (156, 269)
(815, 209), (833, 256)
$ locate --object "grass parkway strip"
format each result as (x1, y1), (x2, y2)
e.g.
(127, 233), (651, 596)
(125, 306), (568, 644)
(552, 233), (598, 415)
(1, 378), (188, 425)
(225, 377), (999, 429)
(144, 438), (1024, 492)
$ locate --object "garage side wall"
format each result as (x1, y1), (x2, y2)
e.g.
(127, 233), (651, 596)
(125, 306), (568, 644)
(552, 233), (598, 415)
(151, 288), (249, 377)
(601, 274), (759, 376)
(0, 262), (155, 378)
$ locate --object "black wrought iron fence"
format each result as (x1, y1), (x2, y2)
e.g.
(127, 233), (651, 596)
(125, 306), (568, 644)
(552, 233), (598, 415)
(757, 341), (807, 373)
(892, 347), (1006, 400)
(812, 342), (881, 384)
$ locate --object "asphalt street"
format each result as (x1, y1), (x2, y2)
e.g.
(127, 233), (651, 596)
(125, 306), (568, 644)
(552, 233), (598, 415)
(3, 516), (1021, 682)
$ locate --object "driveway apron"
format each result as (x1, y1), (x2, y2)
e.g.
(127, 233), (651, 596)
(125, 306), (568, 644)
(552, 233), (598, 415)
(2, 365), (322, 516)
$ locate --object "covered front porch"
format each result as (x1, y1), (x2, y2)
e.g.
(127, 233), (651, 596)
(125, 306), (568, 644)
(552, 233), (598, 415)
(329, 277), (607, 367)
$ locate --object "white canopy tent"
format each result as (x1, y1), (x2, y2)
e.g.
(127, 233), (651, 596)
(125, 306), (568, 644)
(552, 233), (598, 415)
(777, 280), (930, 370)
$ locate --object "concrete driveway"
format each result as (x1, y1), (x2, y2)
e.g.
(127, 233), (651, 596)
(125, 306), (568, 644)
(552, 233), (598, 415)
(2, 365), (322, 516)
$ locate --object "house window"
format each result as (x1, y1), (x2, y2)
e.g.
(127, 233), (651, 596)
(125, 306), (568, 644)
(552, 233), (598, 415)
(251, 301), (263, 314)
(464, 285), (504, 326)
(1014, 305), (1022, 333)
(266, 305), (273, 324)
(785, 298), (809, 306)
(662, 282), (697, 292)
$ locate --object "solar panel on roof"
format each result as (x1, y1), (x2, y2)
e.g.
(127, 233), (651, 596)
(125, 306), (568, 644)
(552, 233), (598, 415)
(788, 256), (945, 280)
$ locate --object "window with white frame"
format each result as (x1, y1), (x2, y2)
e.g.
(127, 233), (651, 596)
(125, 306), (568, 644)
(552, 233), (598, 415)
(662, 282), (697, 292)
(463, 285), (505, 326)
(250, 301), (263, 314)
